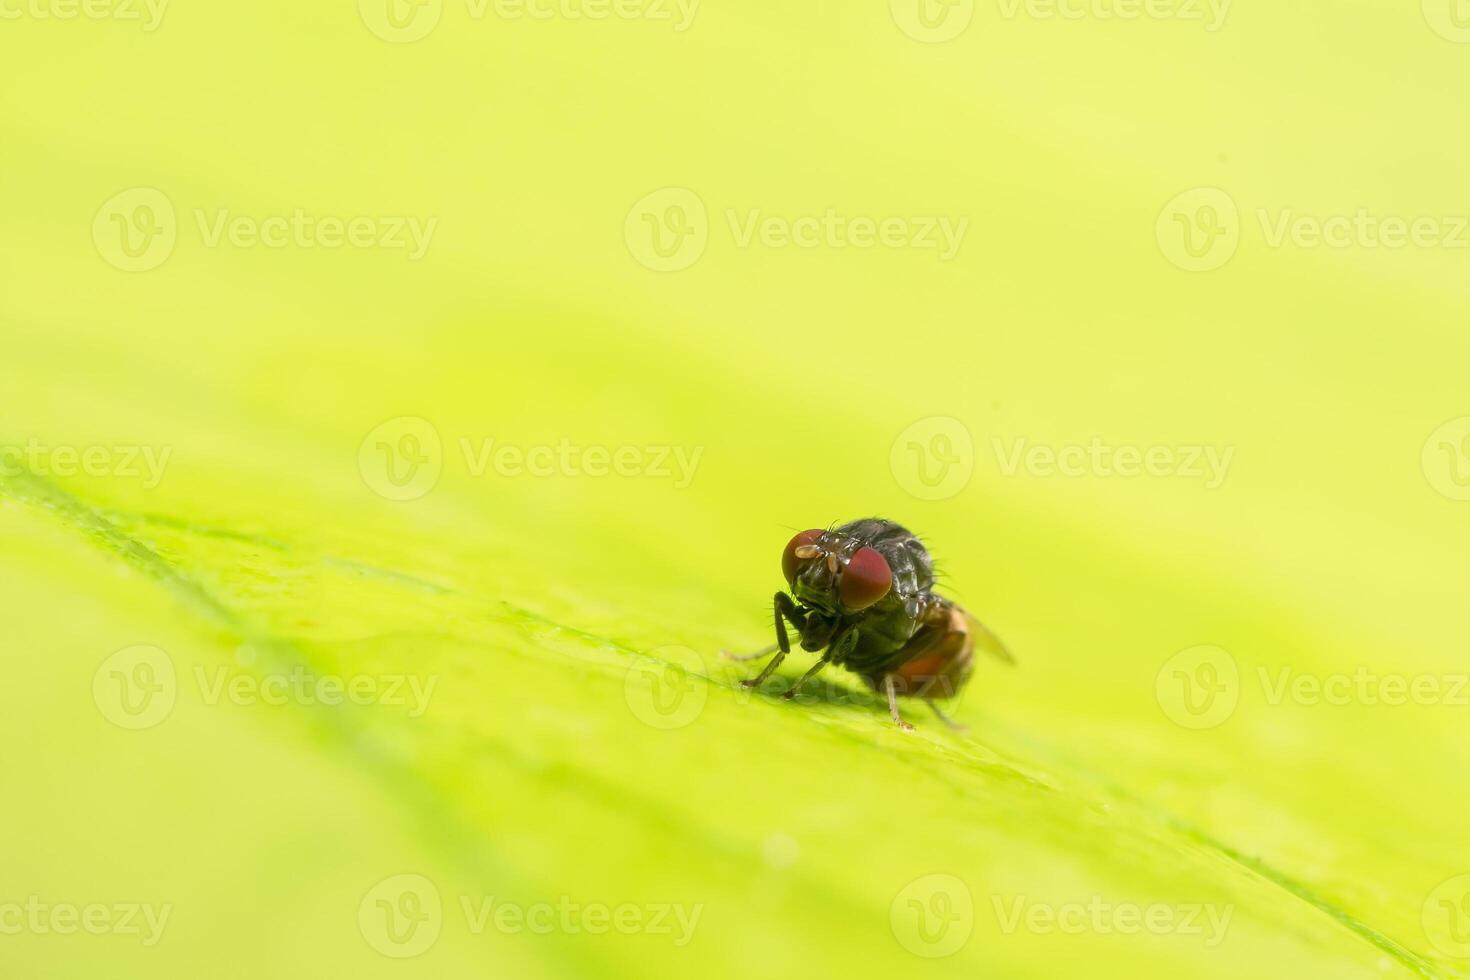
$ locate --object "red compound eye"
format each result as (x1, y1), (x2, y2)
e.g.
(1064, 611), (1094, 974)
(839, 546), (892, 611)
(781, 529), (825, 585)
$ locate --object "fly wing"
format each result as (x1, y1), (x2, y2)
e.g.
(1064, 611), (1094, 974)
(961, 608), (1015, 666)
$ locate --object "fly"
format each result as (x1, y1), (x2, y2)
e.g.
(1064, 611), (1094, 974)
(725, 518), (1012, 732)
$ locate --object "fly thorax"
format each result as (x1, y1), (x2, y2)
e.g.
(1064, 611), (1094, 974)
(903, 596), (926, 622)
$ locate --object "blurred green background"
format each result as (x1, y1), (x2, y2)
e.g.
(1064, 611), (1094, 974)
(3, 1), (1470, 977)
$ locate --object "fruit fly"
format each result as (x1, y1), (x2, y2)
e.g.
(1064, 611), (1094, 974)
(725, 519), (1012, 732)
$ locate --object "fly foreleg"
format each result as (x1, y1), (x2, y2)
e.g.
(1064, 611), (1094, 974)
(740, 592), (806, 689)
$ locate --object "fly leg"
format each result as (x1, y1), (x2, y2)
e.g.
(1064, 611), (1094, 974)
(781, 628), (855, 701)
(925, 700), (968, 733)
(741, 593), (805, 689)
(883, 674), (915, 733)
(781, 659), (828, 700)
(915, 671), (968, 732)
(720, 643), (776, 662)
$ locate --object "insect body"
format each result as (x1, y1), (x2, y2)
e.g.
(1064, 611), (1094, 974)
(728, 519), (1011, 731)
